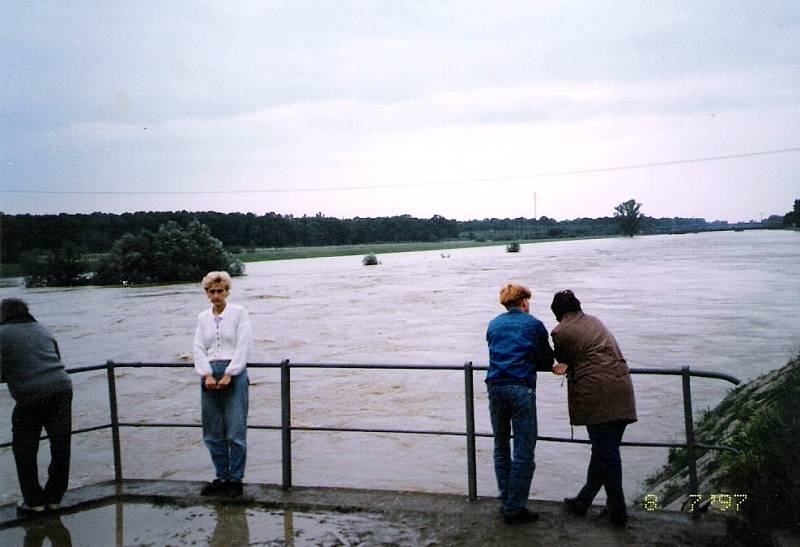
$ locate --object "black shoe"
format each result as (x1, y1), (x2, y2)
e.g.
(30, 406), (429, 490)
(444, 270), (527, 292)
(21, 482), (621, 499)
(564, 497), (588, 516)
(226, 480), (243, 498)
(503, 507), (540, 525)
(200, 479), (228, 496)
(17, 503), (46, 516)
(598, 508), (628, 527)
(609, 513), (628, 527)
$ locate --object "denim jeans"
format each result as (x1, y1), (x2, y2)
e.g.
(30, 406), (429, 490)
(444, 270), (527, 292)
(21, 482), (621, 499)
(575, 421), (628, 515)
(12, 389), (73, 507)
(487, 383), (537, 515)
(201, 360), (249, 481)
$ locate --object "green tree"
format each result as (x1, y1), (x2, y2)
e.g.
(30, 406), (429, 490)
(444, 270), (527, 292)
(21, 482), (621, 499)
(150, 220), (232, 282)
(795, 199), (800, 228)
(614, 199), (643, 237)
(21, 243), (92, 287)
(95, 230), (156, 284)
(96, 220), (242, 285)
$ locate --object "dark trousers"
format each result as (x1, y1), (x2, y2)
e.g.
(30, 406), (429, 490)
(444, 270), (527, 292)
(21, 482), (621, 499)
(12, 390), (73, 507)
(576, 421), (628, 515)
(22, 517), (72, 547)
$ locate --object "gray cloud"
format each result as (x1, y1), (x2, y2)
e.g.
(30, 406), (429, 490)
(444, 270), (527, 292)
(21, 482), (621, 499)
(2, 1), (799, 220)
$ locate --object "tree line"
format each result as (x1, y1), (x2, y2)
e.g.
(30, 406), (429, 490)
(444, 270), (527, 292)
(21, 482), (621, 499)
(1, 203), (795, 264)
(0, 211), (459, 262)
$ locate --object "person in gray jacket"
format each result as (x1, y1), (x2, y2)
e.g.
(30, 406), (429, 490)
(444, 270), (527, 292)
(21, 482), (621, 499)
(0, 298), (73, 515)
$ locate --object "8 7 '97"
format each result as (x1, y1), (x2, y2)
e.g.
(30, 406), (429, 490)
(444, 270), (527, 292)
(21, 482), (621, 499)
(642, 493), (747, 512)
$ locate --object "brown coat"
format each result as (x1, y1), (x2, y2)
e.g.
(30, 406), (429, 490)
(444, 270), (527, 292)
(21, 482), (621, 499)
(551, 312), (637, 426)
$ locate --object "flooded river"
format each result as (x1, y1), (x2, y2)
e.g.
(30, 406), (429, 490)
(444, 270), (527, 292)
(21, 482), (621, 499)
(1, 230), (798, 507)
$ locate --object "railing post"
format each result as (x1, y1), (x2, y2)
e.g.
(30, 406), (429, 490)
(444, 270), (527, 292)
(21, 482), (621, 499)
(681, 366), (699, 507)
(281, 359), (292, 490)
(106, 359), (122, 483)
(464, 361), (477, 502)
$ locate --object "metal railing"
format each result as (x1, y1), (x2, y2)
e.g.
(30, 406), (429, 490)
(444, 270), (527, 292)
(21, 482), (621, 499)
(1, 360), (740, 502)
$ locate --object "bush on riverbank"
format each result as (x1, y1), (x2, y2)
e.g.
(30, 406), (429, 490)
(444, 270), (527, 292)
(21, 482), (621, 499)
(641, 354), (800, 535)
(95, 220), (242, 285)
(21, 243), (94, 287)
(20, 220), (244, 286)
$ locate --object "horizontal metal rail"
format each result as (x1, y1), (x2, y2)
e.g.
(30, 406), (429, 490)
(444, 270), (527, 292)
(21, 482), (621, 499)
(0, 425), (734, 453)
(56, 360), (742, 385)
(0, 360), (741, 502)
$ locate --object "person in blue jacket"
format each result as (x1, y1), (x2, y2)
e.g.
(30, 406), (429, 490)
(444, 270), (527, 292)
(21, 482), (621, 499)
(486, 283), (554, 524)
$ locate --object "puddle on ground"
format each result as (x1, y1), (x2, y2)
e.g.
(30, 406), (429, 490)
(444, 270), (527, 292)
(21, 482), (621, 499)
(0, 502), (436, 546)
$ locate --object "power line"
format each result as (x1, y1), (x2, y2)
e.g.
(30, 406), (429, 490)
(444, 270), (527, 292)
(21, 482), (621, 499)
(3, 146), (799, 195)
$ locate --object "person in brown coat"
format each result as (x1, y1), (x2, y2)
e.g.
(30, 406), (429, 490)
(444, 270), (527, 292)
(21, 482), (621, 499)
(550, 290), (636, 527)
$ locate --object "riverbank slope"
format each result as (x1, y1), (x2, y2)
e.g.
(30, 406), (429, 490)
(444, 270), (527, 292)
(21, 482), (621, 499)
(640, 354), (800, 543)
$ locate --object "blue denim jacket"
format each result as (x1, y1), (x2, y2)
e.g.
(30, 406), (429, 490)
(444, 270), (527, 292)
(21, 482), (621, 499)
(486, 308), (554, 388)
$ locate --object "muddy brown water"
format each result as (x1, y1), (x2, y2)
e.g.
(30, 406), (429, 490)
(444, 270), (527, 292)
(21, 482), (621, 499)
(1, 230), (798, 509)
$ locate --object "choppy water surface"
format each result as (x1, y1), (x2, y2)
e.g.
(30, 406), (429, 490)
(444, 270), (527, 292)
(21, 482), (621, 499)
(1, 230), (798, 506)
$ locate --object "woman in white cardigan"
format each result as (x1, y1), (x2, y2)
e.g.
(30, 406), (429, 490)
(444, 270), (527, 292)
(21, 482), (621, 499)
(193, 271), (252, 497)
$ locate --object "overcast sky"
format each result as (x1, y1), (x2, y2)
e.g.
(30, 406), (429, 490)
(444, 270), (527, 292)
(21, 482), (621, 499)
(2, 1), (799, 221)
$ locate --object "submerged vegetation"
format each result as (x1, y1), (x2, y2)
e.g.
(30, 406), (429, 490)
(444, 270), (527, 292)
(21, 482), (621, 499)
(21, 221), (244, 287)
(642, 354), (800, 535)
(236, 239), (508, 262)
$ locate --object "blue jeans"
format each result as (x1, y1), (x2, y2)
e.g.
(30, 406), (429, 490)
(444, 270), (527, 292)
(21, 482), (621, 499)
(201, 361), (248, 481)
(575, 421), (628, 515)
(488, 383), (537, 515)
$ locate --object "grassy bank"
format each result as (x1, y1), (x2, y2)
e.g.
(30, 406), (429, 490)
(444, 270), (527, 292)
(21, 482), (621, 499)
(641, 353), (800, 537)
(0, 235), (616, 278)
(235, 239), (533, 262)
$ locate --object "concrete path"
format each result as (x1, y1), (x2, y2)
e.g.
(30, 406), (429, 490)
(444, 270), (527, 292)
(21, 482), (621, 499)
(0, 480), (733, 545)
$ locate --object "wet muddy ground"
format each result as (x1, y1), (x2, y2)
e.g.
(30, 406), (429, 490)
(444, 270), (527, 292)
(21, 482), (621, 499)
(0, 480), (733, 546)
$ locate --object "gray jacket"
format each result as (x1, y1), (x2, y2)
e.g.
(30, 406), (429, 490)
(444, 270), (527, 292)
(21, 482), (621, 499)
(0, 320), (72, 404)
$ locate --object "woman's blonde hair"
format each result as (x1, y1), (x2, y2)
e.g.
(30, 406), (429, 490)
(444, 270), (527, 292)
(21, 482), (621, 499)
(202, 271), (232, 291)
(499, 283), (531, 309)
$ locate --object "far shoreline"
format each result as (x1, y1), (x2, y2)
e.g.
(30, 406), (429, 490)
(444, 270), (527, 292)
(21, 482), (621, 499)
(233, 227), (787, 263)
(2, 228), (789, 280)
(234, 234), (618, 263)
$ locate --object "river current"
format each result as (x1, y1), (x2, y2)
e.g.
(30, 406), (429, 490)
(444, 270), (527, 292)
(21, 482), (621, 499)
(1, 230), (798, 506)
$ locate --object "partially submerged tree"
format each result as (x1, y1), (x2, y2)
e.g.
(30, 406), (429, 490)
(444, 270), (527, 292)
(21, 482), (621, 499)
(614, 199), (643, 237)
(21, 242), (92, 287)
(95, 220), (242, 285)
